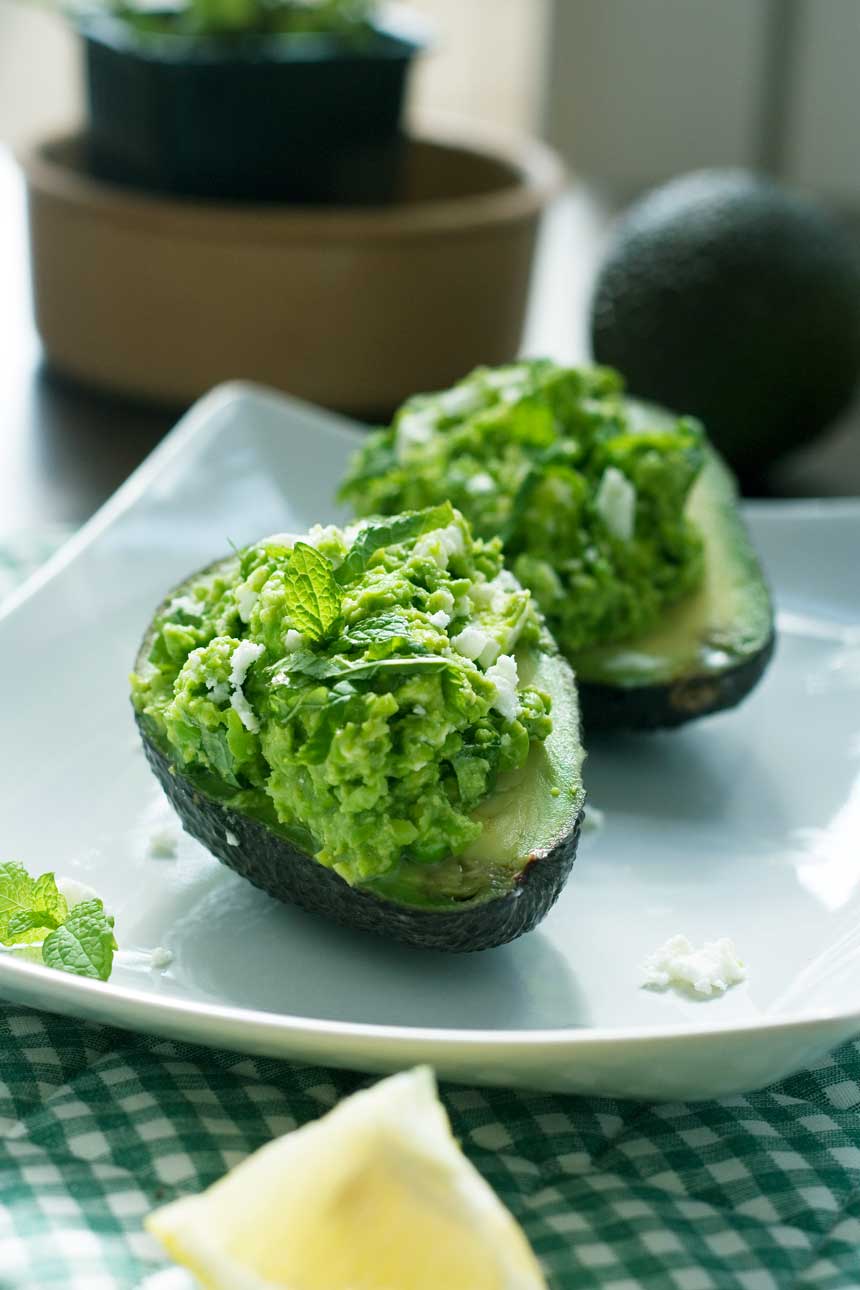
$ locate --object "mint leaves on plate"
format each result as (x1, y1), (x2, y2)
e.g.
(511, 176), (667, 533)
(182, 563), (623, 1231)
(0, 862), (117, 981)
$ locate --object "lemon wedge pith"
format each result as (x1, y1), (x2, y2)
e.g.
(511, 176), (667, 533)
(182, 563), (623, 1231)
(146, 1066), (546, 1290)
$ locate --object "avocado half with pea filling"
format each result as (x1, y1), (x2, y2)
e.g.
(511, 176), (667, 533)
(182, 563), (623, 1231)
(574, 445), (774, 729)
(131, 506), (585, 952)
(339, 360), (774, 731)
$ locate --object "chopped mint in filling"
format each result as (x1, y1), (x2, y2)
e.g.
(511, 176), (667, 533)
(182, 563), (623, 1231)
(339, 360), (706, 656)
(131, 506), (552, 888)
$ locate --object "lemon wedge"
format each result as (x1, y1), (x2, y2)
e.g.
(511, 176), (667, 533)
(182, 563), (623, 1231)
(146, 1066), (546, 1290)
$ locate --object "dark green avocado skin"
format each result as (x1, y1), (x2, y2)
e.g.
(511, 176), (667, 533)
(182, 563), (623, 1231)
(137, 715), (583, 953)
(590, 169), (860, 482)
(578, 628), (776, 732)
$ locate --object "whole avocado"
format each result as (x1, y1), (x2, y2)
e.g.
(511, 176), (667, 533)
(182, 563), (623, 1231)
(590, 170), (860, 480)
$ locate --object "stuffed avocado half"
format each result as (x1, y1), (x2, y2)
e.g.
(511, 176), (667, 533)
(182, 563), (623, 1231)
(340, 360), (774, 730)
(131, 505), (585, 951)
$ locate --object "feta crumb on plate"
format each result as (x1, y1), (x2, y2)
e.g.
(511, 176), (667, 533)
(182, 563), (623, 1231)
(148, 828), (179, 860)
(150, 946), (173, 971)
(640, 934), (746, 997)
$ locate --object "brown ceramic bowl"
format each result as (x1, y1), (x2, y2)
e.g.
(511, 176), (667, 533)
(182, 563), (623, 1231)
(21, 125), (564, 417)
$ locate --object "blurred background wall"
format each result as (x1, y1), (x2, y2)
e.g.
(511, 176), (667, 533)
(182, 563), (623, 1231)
(543, 0), (860, 204)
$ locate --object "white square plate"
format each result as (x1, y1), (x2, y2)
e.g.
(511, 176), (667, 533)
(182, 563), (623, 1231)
(3, 383), (859, 1101)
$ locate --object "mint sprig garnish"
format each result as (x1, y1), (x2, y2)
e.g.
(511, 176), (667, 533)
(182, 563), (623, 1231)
(334, 503), (455, 585)
(275, 651), (456, 686)
(0, 862), (116, 981)
(42, 900), (117, 983)
(284, 542), (343, 642)
(0, 862), (68, 946)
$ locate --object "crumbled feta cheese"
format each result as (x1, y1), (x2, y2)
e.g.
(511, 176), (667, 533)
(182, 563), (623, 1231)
(56, 876), (101, 907)
(428, 609), (450, 629)
(230, 689), (259, 734)
(259, 532), (301, 550)
(147, 829), (179, 860)
(469, 579), (495, 608)
(395, 408), (436, 463)
(485, 654), (520, 722)
(413, 704), (427, 716)
(640, 935), (746, 997)
(478, 639), (501, 669)
(272, 671), (289, 687)
(465, 471), (495, 496)
(235, 583), (259, 624)
(228, 640), (264, 732)
(304, 524), (342, 550)
(230, 640), (264, 690)
(167, 594), (199, 617)
(283, 629), (305, 652)
(207, 681), (230, 705)
(451, 625), (492, 661)
(150, 946), (173, 971)
(436, 383), (482, 417)
(595, 466), (636, 542)
(438, 523), (465, 558)
(413, 524), (465, 570)
(470, 571), (519, 614)
(225, 830), (239, 847)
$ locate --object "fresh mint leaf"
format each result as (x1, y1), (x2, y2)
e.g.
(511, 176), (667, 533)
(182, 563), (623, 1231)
(338, 611), (413, 646)
(274, 647), (346, 683)
(336, 612), (431, 660)
(284, 543), (342, 642)
(42, 899), (117, 982)
(334, 656), (453, 684)
(6, 910), (62, 942)
(0, 861), (116, 980)
(334, 504), (455, 586)
(277, 651), (455, 687)
(0, 862), (68, 946)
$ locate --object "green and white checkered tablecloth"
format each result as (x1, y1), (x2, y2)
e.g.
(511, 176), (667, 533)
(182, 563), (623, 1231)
(3, 534), (860, 1290)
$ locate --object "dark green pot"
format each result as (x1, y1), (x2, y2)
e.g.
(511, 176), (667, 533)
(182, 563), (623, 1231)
(80, 13), (423, 204)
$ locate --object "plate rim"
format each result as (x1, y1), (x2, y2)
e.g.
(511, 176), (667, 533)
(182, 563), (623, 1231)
(2, 946), (860, 1052)
(4, 379), (860, 1057)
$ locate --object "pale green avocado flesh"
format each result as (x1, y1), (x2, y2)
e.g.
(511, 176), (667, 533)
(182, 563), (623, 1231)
(366, 647), (584, 909)
(573, 450), (773, 690)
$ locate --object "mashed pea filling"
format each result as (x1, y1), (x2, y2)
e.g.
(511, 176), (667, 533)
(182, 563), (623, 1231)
(339, 360), (706, 656)
(131, 506), (553, 893)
